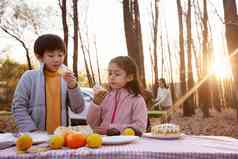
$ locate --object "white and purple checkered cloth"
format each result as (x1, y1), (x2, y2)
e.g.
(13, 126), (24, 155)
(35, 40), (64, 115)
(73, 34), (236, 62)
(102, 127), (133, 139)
(0, 135), (238, 159)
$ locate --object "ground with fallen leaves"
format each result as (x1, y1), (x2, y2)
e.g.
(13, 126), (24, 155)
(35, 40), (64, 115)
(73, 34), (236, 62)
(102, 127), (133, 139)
(151, 108), (238, 138)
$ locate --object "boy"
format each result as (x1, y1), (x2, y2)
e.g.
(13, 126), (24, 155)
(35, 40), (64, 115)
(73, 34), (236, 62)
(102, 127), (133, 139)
(11, 34), (85, 133)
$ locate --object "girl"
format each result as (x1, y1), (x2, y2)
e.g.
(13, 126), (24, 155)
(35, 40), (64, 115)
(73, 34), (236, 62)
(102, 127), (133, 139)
(154, 78), (173, 111)
(87, 56), (147, 135)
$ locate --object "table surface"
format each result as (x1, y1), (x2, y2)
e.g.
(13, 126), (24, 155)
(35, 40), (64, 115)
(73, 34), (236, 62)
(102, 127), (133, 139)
(1, 134), (238, 159)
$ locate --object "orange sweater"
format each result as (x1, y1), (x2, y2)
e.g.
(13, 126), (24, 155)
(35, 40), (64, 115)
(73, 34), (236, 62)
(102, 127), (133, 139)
(44, 70), (61, 134)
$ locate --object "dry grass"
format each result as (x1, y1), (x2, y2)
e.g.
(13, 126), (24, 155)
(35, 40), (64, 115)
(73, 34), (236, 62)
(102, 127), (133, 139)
(150, 108), (238, 138)
(0, 111), (18, 133)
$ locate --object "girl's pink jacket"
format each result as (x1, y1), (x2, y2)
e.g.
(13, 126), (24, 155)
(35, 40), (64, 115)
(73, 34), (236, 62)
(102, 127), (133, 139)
(87, 88), (148, 133)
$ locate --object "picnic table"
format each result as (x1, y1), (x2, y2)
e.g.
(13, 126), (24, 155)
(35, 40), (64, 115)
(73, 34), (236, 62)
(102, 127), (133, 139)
(0, 132), (238, 159)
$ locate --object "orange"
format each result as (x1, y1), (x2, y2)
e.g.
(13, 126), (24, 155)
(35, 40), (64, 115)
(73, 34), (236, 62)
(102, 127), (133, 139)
(16, 134), (32, 151)
(66, 133), (86, 149)
(63, 131), (75, 146)
(63, 131), (73, 146)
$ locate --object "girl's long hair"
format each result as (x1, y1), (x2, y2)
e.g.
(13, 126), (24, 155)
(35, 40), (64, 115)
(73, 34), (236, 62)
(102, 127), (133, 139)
(109, 56), (142, 96)
(159, 78), (169, 89)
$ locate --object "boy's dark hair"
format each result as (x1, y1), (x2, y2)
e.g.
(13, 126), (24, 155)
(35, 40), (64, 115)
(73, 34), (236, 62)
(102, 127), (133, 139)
(109, 56), (142, 96)
(34, 34), (66, 57)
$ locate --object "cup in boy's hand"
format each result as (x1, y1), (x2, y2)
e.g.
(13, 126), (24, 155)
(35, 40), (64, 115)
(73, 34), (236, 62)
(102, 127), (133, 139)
(93, 83), (108, 105)
(57, 65), (70, 76)
(58, 65), (77, 89)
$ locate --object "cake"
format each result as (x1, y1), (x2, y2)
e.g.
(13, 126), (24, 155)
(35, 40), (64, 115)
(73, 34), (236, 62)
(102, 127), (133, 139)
(151, 123), (180, 137)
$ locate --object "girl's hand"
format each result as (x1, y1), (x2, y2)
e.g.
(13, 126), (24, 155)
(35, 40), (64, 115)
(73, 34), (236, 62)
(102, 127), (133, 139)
(93, 90), (108, 105)
(63, 71), (77, 89)
(106, 128), (121, 136)
(94, 126), (108, 135)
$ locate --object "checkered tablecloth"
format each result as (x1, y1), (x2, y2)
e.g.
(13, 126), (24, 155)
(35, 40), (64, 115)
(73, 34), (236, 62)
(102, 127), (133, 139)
(1, 135), (238, 159)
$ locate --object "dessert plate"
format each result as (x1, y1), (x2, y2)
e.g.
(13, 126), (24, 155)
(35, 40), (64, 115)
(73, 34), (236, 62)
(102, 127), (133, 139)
(143, 133), (184, 140)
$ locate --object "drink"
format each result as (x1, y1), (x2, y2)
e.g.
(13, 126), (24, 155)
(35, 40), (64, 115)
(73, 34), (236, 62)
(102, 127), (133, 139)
(57, 65), (70, 76)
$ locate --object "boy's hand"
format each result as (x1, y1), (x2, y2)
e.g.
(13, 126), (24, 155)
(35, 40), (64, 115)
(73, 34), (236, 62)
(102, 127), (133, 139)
(93, 90), (108, 105)
(63, 71), (77, 89)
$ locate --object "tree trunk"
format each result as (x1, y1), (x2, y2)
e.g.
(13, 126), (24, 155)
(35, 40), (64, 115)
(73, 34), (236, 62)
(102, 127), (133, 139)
(160, 33), (164, 78)
(23, 43), (32, 70)
(223, 0), (238, 119)
(185, 0), (195, 115)
(59, 0), (69, 66)
(153, 0), (159, 92)
(211, 76), (222, 112)
(165, 25), (176, 102)
(94, 38), (102, 84)
(199, 0), (210, 118)
(87, 48), (96, 85)
(79, 30), (93, 87)
(177, 0), (187, 116)
(123, 0), (146, 87)
(73, 0), (79, 81)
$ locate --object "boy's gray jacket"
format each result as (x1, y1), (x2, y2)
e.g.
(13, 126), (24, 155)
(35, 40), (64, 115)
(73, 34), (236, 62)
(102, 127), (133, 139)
(11, 64), (85, 132)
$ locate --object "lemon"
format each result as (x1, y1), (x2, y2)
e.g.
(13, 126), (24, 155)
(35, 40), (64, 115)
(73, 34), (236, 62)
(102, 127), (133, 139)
(122, 128), (135, 136)
(49, 135), (64, 149)
(16, 134), (33, 151)
(86, 133), (102, 148)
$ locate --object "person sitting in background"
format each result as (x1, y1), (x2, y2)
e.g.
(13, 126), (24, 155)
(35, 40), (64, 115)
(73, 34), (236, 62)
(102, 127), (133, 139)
(153, 78), (173, 111)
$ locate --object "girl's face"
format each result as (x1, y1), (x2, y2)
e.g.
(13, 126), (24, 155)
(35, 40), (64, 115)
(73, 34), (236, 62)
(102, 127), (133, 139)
(108, 63), (133, 89)
(158, 80), (165, 88)
(37, 50), (65, 72)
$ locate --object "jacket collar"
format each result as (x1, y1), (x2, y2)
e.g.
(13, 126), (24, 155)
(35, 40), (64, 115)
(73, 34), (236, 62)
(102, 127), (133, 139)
(108, 88), (131, 98)
(39, 63), (45, 73)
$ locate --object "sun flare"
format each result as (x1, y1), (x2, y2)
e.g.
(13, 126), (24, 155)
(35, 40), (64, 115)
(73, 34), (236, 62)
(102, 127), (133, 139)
(212, 59), (232, 79)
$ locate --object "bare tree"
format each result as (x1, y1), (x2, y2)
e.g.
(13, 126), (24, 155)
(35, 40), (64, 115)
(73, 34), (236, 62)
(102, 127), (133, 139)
(199, 0), (211, 118)
(185, 0), (195, 115)
(165, 26), (176, 102)
(0, 1), (41, 70)
(223, 0), (238, 119)
(58, 0), (69, 66)
(83, 31), (96, 85)
(151, 0), (159, 89)
(177, 0), (188, 116)
(0, 27), (32, 70)
(72, 0), (79, 80)
(93, 37), (102, 84)
(78, 29), (94, 87)
(123, 0), (146, 87)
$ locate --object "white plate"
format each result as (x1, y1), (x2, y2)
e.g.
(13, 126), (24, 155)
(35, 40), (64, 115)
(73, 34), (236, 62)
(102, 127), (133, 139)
(102, 136), (139, 145)
(28, 132), (50, 144)
(143, 133), (184, 140)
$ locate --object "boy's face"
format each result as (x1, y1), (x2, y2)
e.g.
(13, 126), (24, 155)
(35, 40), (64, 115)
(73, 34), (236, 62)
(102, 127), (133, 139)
(37, 50), (65, 72)
(108, 63), (133, 89)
